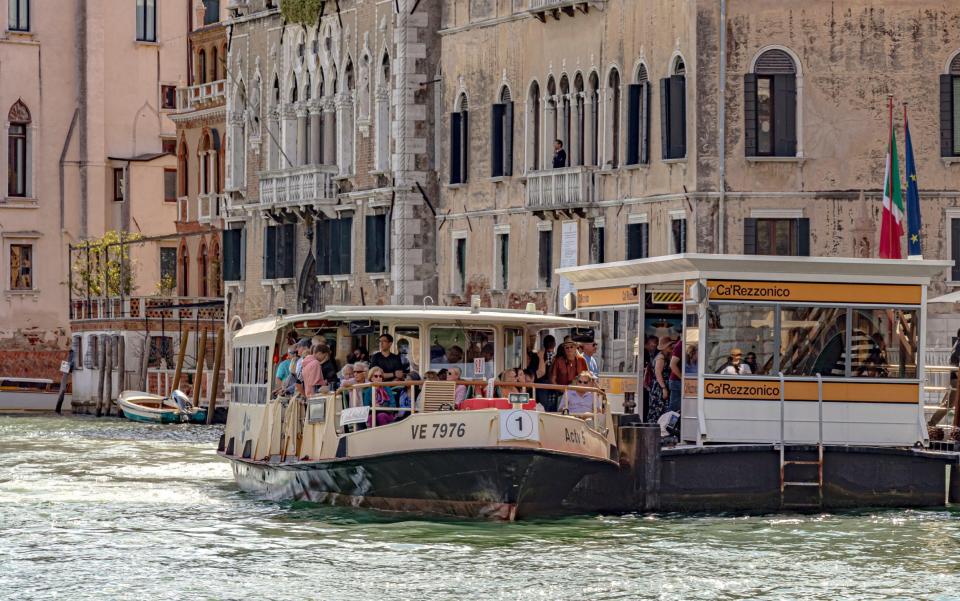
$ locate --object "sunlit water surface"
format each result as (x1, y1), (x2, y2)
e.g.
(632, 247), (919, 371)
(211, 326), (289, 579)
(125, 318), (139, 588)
(1, 415), (960, 600)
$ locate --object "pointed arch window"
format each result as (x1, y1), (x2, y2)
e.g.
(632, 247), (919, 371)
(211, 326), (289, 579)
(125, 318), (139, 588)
(375, 54), (392, 172)
(661, 58), (687, 160)
(198, 49), (207, 84)
(626, 65), (651, 165)
(177, 139), (189, 197)
(558, 75), (571, 167)
(746, 49), (798, 157)
(7, 100), (31, 198)
(527, 81), (541, 172)
(491, 86), (514, 177)
(941, 53), (960, 157)
(178, 244), (190, 297)
(450, 93), (469, 184)
(605, 68), (621, 168)
(587, 72), (600, 166)
(198, 242), (209, 298)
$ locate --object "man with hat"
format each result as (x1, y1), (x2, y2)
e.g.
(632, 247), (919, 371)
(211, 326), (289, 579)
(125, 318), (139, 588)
(719, 348), (751, 375)
(574, 334), (600, 378)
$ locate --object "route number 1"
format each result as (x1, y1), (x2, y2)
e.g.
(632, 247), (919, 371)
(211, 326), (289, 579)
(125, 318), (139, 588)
(499, 409), (540, 442)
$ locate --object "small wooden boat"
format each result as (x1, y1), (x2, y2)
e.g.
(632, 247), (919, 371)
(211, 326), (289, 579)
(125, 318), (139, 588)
(0, 377), (70, 412)
(117, 390), (207, 424)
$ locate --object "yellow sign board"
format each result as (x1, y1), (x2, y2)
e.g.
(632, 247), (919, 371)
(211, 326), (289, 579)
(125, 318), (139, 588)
(577, 286), (639, 308)
(706, 280), (921, 305)
(700, 378), (918, 404)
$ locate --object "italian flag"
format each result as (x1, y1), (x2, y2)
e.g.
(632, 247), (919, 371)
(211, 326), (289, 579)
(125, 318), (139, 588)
(879, 118), (904, 259)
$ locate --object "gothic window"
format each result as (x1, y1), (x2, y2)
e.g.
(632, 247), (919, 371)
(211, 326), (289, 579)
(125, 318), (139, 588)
(450, 93), (469, 184)
(626, 64), (651, 165)
(198, 242), (209, 297)
(605, 68), (621, 168)
(527, 81), (541, 172)
(491, 86), (514, 177)
(7, 100), (30, 197)
(178, 243), (189, 296)
(573, 73), (585, 166)
(316, 217), (353, 276)
(941, 53), (960, 157)
(222, 227), (244, 282)
(746, 49), (798, 157)
(588, 72), (600, 166)
(198, 49), (207, 84)
(661, 57), (687, 160)
(177, 139), (189, 197)
(558, 75), (571, 167)
(264, 224), (295, 279)
(136, 0), (156, 42)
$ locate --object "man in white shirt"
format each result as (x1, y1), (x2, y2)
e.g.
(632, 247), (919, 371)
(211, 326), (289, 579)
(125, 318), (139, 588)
(719, 348), (752, 375)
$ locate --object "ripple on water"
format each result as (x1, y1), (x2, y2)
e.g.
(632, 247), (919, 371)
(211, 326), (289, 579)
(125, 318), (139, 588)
(2, 414), (960, 601)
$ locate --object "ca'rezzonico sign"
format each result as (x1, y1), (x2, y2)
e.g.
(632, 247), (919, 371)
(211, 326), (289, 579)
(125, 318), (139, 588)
(707, 280), (921, 305)
(702, 378), (918, 404)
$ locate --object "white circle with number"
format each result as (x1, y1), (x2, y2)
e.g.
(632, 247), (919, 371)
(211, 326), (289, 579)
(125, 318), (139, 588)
(504, 410), (534, 439)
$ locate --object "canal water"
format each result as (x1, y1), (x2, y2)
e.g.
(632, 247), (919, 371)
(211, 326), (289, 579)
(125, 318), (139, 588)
(2, 415), (959, 601)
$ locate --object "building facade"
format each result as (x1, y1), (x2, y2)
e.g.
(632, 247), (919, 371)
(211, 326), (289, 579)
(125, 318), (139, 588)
(0, 0), (190, 379)
(222, 0), (440, 334)
(437, 0), (960, 347)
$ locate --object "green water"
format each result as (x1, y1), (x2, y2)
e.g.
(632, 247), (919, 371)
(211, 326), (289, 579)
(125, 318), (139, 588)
(1, 415), (959, 601)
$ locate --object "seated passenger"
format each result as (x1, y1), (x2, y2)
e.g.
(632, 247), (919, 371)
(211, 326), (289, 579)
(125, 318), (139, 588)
(744, 352), (759, 376)
(274, 346), (295, 393)
(339, 364), (355, 387)
(367, 367), (397, 426)
(446, 345), (465, 365)
(350, 362), (371, 407)
(497, 368), (521, 397)
(718, 348), (752, 375)
(561, 371), (597, 414)
(447, 366), (468, 407)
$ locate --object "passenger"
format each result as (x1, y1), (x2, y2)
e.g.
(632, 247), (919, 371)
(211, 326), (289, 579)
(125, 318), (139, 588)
(274, 346), (296, 392)
(561, 371), (597, 414)
(641, 335), (659, 416)
(542, 335), (557, 368)
(367, 367), (397, 426)
(718, 348), (751, 375)
(350, 362), (371, 407)
(437, 368), (449, 380)
(447, 366), (468, 407)
(349, 346), (370, 363)
(430, 342), (447, 364)
(300, 344), (326, 395)
(685, 344), (698, 375)
(339, 364), (356, 387)
(446, 345), (464, 365)
(497, 368), (521, 397)
(370, 333), (405, 382)
(668, 339), (684, 413)
(578, 336), (600, 378)
(287, 338), (312, 395)
(549, 340), (589, 412)
(646, 336), (674, 422)
(316, 344), (338, 390)
(744, 352), (759, 376)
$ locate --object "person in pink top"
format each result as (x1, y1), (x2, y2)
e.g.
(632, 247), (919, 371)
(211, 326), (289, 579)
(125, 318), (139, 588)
(299, 344), (327, 396)
(447, 366), (468, 407)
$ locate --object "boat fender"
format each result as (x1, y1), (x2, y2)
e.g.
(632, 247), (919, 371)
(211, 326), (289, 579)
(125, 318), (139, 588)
(217, 434), (225, 452)
(335, 436), (348, 458)
(242, 439), (253, 459)
(225, 436), (235, 456)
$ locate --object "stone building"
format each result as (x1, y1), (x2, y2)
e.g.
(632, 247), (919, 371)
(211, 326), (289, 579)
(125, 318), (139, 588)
(222, 0), (440, 333)
(0, 0), (189, 380)
(437, 0), (960, 346)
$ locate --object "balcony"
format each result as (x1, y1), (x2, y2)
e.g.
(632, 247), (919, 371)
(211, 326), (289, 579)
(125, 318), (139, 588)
(528, 0), (605, 21)
(258, 164), (340, 219)
(177, 79), (226, 111)
(70, 296), (224, 322)
(197, 193), (226, 225)
(525, 166), (596, 218)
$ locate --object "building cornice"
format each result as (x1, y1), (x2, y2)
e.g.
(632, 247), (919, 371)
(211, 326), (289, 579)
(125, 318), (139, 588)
(170, 106), (228, 124)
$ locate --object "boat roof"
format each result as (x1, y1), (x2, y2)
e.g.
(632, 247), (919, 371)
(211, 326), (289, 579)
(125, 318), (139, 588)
(557, 253), (954, 288)
(233, 305), (596, 344)
(0, 377), (53, 384)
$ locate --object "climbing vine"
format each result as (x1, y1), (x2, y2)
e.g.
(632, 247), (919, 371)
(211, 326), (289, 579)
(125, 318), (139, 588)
(71, 231), (143, 298)
(281, 0), (324, 25)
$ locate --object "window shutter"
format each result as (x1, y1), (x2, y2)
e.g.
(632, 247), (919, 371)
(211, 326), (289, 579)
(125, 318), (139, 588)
(743, 218), (757, 255)
(365, 215), (386, 273)
(460, 110), (469, 182)
(678, 219), (687, 253)
(626, 224), (639, 260)
(941, 75), (954, 158)
(504, 101), (514, 176)
(774, 75), (797, 157)
(952, 219), (960, 281)
(490, 104), (505, 177)
(626, 84), (641, 165)
(264, 225), (277, 279)
(797, 218), (810, 256)
(449, 112), (462, 184)
(669, 75), (686, 159)
(641, 223), (650, 258)
(278, 223), (295, 278)
(640, 82), (651, 164)
(744, 74), (758, 156)
(223, 229), (242, 281)
(340, 216), (353, 275)
(660, 78), (670, 160)
(316, 220), (330, 276)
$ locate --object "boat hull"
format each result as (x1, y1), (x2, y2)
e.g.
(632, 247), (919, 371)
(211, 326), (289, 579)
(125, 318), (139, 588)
(0, 391), (70, 412)
(117, 393), (207, 424)
(227, 447), (617, 520)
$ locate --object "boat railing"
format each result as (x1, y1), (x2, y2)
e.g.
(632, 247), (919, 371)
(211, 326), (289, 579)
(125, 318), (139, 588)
(924, 364), (959, 438)
(331, 379), (609, 434)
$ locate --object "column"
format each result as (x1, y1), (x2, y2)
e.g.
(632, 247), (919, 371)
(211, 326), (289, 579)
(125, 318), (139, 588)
(570, 93), (582, 166)
(309, 105), (322, 165)
(296, 107), (308, 166)
(323, 100), (336, 166)
(281, 107), (297, 169)
(336, 93), (354, 175)
(584, 95), (596, 167)
(545, 98), (557, 168)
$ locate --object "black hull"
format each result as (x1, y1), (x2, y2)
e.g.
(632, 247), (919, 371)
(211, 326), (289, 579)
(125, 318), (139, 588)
(227, 447), (617, 520)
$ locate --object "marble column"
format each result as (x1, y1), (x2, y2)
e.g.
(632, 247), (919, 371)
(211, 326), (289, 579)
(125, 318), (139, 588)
(296, 106), (308, 166)
(309, 105), (322, 165)
(322, 100), (336, 166)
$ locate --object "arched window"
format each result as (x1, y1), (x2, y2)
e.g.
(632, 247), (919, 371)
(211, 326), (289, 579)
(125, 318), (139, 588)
(272, 76), (280, 105)
(558, 75), (571, 167)
(545, 76), (557, 168)
(588, 72), (600, 166)
(198, 242), (209, 298)
(450, 93), (469, 184)
(527, 81), (541, 171)
(291, 77), (298, 103)
(337, 59), (355, 174)
(7, 99), (31, 197)
(198, 49), (207, 85)
(573, 74), (585, 166)
(605, 68), (621, 168)
(177, 139), (189, 197)
(211, 238), (222, 297)
(491, 85), (513, 177)
(199, 132), (211, 195)
(178, 243), (190, 297)
(941, 53), (960, 157)
(661, 57), (687, 160)
(626, 64), (651, 165)
(375, 54), (391, 172)
(747, 48), (798, 157)
(211, 47), (218, 83)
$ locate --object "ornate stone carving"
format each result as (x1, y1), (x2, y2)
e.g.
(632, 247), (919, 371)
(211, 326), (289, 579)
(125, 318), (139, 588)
(8, 99), (31, 123)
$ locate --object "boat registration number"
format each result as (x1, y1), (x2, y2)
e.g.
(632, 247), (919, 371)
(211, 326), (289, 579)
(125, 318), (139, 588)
(410, 423), (466, 439)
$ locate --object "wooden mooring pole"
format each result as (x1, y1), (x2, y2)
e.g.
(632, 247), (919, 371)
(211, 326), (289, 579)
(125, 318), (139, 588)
(172, 329), (189, 392)
(206, 328), (224, 424)
(102, 336), (114, 417)
(191, 328), (208, 410)
(95, 337), (107, 417)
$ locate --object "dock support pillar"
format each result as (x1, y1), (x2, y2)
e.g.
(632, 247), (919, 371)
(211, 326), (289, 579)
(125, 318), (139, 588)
(619, 424), (661, 511)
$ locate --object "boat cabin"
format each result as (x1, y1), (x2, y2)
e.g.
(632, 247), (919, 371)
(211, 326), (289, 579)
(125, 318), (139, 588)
(559, 254), (952, 447)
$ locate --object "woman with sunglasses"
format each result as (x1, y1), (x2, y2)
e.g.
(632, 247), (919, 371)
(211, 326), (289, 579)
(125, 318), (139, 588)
(367, 366), (397, 427)
(559, 371), (597, 414)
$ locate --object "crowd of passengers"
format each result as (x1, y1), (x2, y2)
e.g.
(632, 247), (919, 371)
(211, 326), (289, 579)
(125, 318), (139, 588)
(272, 331), (604, 425)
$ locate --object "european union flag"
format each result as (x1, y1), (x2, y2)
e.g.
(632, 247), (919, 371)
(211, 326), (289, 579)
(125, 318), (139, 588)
(904, 110), (922, 257)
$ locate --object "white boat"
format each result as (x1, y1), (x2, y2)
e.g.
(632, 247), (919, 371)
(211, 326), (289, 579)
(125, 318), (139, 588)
(0, 377), (70, 412)
(117, 390), (208, 424)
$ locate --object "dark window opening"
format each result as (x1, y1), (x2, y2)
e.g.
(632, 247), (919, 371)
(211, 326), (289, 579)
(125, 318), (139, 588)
(7, 123), (27, 197)
(454, 237), (466, 293)
(626, 67), (651, 165)
(161, 85), (177, 110)
(164, 169), (177, 202)
(538, 229), (553, 288)
(203, 0), (219, 25)
(113, 168), (125, 202)
(626, 222), (649, 260)
(671, 218), (687, 254)
(9, 243), (32, 290)
(590, 225), (606, 264)
(743, 218), (810, 256)
(450, 95), (469, 184)
(745, 50), (798, 157)
(222, 228), (244, 281)
(490, 99), (514, 177)
(496, 233), (509, 289)
(364, 214), (388, 273)
(316, 217), (353, 276)
(264, 223), (295, 280)
(160, 247), (177, 290)
(660, 71), (686, 160)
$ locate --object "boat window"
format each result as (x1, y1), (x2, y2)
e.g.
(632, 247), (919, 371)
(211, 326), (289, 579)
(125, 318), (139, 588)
(395, 326), (421, 375)
(232, 345), (270, 404)
(706, 304), (775, 375)
(591, 307), (642, 375)
(850, 308), (918, 379)
(504, 328), (524, 373)
(429, 326), (495, 379)
(780, 306), (847, 377)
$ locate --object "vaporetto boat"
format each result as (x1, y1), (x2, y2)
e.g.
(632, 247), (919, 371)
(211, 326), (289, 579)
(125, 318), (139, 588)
(219, 305), (617, 520)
